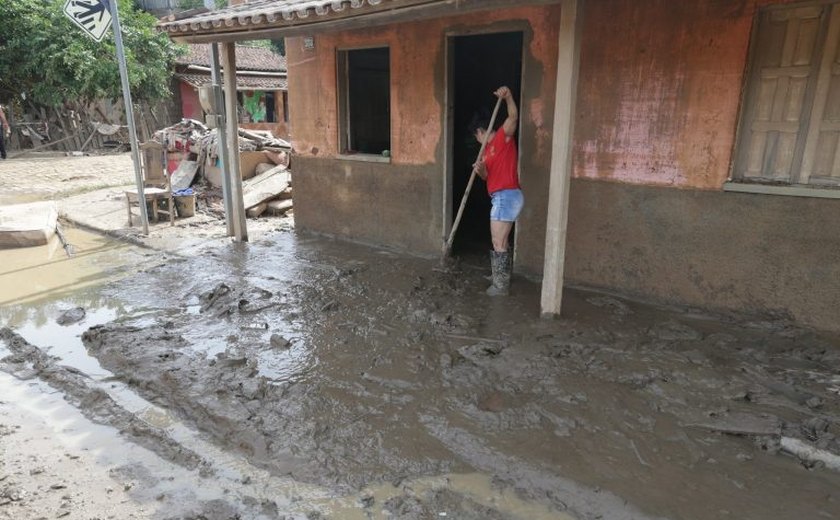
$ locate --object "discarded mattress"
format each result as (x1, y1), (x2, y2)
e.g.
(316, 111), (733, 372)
(0, 201), (58, 248)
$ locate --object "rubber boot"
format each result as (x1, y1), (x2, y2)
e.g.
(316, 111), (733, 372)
(486, 250), (510, 296)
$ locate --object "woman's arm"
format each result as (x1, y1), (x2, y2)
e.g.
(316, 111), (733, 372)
(494, 86), (518, 138)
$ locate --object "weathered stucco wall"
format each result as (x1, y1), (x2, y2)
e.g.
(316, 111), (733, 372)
(561, 0), (840, 331)
(565, 179), (840, 332)
(286, 4), (561, 256)
(574, 0), (800, 190)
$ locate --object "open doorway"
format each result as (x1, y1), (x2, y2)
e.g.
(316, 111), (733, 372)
(448, 31), (523, 257)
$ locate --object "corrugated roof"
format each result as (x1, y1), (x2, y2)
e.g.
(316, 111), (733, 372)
(176, 43), (286, 72)
(176, 72), (288, 91)
(160, 0), (420, 35)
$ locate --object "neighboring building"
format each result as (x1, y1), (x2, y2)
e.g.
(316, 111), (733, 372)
(135, 0), (201, 17)
(174, 43), (290, 139)
(162, 0), (840, 333)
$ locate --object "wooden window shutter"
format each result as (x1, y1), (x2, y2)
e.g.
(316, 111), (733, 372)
(799, 5), (840, 185)
(735, 5), (828, 183)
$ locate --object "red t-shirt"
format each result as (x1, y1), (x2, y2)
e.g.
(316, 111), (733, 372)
(484, 130), (520, 195)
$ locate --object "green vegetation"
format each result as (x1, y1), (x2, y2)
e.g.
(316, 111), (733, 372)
(177, 0), (227, 10)
(0, 0), (183, 106)
(244, 38), (285, 56)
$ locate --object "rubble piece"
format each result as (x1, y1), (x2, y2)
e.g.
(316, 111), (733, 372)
(203, 151), (271, 187)
(170, 160), (199, 192)
(242, 168), (291, 210)
(152, 118), (208, 153)
(255, 162), (276, 176)
(0, 201), (58, 248)
(238, 129), (291, 150)
(277, 187), (293, 200)
(246, 203), (268, 219)
(266, 200), (293, 216)
(270, 334), (292, 349)
(781, 436), (840, 472)
(56, 307), (86, 326)
(689, 412), (781, 437)
(263, 149), (290, 167)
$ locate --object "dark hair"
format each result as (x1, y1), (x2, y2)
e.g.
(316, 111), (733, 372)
(467, 109), (491, 136)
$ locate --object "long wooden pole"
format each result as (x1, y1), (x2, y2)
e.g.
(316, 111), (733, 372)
(442, 96), (503, 258)
(7, 132), (82, 159)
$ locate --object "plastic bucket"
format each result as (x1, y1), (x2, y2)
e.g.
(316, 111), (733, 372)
(174, 195), (196, 218)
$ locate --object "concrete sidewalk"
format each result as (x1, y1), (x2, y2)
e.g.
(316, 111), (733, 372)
(0, 153), (134, 205)
(57, 185), (292, 253)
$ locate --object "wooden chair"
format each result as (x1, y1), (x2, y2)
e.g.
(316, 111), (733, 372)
(125, 142), (175, 227)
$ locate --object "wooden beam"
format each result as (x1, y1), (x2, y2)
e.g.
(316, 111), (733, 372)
(220, 42), (248, 242)
(540, 0), (584, 319)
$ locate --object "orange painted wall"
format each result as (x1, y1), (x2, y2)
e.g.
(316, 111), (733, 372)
(286, 5), (560, 168)
(286, 5), (561, 261)
(574, 0), (802, 190)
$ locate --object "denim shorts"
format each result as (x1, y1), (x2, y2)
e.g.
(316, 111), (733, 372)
(489, 189), (524, 222)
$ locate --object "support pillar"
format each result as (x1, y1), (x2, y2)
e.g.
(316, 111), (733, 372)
(210, 43), (234, 237)
(540, 0), (584, 318)
(220, 42), (248, 242)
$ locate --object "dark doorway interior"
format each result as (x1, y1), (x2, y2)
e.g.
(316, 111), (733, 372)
(346, 47), (391, 154)
(451, 31), (523, 256)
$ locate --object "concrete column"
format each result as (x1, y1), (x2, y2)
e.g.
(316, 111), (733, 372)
(540, 0), (584, 318)
(210, 43), (234, 237)
(220, 42), (248, 242)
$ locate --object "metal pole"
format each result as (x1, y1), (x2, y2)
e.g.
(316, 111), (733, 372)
(210, 43), (234, 237)
(107, 0), (148, 234)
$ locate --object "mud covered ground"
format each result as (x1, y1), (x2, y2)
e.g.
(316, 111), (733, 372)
(2, 230), (840, 519)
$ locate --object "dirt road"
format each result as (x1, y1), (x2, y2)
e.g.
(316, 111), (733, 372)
(2, 230), (840, 519)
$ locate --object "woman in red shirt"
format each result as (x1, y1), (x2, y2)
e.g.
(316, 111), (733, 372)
(470, 86), (523, 296)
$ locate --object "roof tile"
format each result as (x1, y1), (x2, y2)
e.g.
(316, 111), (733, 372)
(161, 0), (396, 34)
(175, 72), (288, 91)
(176, 43), (286, 72)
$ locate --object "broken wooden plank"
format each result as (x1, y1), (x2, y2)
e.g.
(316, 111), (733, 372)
(241, 167), (291, 210)
(246, 203), (268, 219)
(266, 199), (293, 216)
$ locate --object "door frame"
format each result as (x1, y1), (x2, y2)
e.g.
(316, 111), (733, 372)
(442, 26), (527, 261)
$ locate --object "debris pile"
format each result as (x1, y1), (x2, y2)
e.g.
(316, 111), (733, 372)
(147, 119), (293, 220)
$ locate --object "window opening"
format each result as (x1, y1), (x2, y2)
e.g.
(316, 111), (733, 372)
(338, 47), (391, 155)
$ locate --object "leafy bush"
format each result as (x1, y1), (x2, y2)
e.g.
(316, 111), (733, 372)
(0, 0), (183, 106)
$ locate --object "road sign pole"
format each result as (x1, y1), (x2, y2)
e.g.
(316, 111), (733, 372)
(106, 0), (148, 234)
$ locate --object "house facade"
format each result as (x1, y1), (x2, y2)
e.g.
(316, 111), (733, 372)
(163, 0), (840, 332)
(174, 43), (291, 139)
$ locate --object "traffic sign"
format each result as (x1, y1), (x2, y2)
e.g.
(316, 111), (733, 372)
(63, 0), (112, 43)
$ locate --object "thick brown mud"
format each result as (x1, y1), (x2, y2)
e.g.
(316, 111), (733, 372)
(27, 231), (834, 520)
(3, 230), (840, 518)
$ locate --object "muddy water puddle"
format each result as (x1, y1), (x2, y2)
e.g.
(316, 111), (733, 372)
(0, 226), (150, 306)
(1, 230), (584, 519)
(2, 229), (840, 518)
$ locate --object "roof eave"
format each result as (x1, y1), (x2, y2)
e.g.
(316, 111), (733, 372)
(164, 0), (562, 44)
